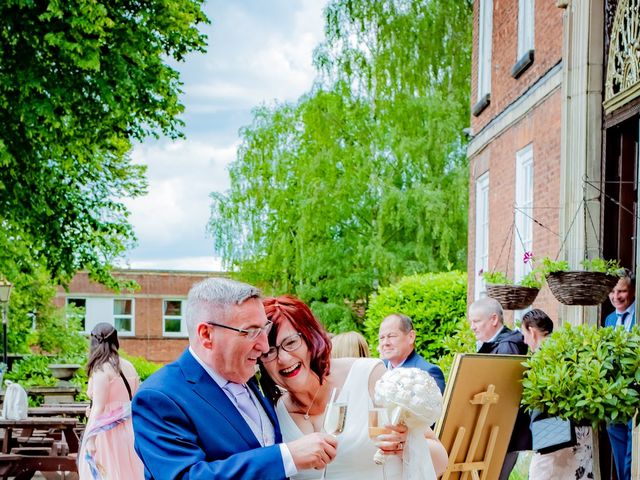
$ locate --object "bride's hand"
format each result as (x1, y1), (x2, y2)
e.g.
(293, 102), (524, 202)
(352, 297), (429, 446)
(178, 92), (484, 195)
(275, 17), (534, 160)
(374, 423), (408, 456)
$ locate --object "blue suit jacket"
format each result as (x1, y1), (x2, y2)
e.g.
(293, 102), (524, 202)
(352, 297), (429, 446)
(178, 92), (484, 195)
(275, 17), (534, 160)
(132, 349), (286, 480)
(604, 303), (636, 329)
(383, 350), (446, 394)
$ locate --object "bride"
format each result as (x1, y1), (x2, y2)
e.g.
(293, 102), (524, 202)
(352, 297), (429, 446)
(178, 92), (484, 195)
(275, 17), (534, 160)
(259, 295), (448, 480)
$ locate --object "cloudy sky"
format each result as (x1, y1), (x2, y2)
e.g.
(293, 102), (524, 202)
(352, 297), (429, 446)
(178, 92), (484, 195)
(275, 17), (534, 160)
(120, 1), (327, 271)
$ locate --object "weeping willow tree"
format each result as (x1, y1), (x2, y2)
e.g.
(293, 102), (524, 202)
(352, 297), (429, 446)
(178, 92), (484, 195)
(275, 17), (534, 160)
(210, 0), (472, 331)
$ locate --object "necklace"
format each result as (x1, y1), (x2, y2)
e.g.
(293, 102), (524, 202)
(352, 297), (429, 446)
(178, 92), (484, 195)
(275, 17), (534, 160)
(301, 386), (323, 420)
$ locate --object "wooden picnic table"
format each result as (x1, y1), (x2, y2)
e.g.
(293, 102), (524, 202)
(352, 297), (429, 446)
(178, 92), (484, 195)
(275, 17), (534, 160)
(0, 416), (80, 479)
(28, 404), (88, 419)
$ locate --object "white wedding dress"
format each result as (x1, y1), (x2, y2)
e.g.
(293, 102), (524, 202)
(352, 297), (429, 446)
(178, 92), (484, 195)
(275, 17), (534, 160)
(276, 357), (403, 480)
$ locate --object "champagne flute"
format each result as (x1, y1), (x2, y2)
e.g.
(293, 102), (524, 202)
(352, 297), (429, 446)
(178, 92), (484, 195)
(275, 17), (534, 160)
(368, 407), (391, 480)
(320, 388), (348, 479)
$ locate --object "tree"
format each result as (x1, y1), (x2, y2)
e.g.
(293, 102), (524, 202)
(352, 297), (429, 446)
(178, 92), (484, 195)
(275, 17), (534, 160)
(210, 0), (472, 330)
(0, 0), (208, 286)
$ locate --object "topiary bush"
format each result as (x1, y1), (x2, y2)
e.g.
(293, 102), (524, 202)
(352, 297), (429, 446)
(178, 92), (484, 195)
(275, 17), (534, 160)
(522, 324), (640, 426)
(364, 271), (467, 362)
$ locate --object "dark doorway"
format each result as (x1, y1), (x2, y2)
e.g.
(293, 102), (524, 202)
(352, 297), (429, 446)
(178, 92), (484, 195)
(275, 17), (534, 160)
(602, 114), (638, 274)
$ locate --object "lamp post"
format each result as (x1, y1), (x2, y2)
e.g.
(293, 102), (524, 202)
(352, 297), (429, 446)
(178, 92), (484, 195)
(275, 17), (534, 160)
(0, 278), (13, 366)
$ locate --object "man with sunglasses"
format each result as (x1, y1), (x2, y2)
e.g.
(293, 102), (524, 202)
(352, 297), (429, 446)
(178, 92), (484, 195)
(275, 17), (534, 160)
(132, 277), (337, 480)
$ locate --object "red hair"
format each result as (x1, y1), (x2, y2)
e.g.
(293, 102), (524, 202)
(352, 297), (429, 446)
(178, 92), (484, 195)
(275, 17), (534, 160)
(259, 295), (332, 402)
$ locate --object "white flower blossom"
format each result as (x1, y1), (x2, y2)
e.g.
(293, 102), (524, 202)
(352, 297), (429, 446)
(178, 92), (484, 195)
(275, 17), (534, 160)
(374, 367), (442, 427)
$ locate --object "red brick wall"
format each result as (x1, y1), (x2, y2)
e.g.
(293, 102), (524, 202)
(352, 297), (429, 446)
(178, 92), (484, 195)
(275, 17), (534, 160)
(468, 89), (562, 324)
(471, 0), (564, 133)
(55, 270), (223, 363)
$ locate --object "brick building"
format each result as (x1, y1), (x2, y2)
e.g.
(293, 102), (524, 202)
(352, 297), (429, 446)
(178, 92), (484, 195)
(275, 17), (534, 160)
(54, 270), (223, 363)
(468, 0), (640, 329)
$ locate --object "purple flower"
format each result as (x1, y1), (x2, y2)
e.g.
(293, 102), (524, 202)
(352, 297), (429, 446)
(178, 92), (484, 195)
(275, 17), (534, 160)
(478, 268), (484, 277)
(523, 251), (534, 264)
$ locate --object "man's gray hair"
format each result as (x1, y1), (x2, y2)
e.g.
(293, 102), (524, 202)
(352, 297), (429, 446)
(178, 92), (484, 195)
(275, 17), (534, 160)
(382, 313), (414, 333)
(185, 277), (261, 341)
(469, 297), (504, 323)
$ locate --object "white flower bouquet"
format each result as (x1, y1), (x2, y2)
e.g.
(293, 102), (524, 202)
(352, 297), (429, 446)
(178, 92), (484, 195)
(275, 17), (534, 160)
(374, 367), (443, 480)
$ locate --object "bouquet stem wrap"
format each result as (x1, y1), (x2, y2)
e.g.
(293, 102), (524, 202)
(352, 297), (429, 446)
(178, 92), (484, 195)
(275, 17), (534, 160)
(374, 368), (443, 480)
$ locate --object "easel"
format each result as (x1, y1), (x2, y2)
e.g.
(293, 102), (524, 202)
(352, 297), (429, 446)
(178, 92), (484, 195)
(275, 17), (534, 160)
(441, 384), (500, 480)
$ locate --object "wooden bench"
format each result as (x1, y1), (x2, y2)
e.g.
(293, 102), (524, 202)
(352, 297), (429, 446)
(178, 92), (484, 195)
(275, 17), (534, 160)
(0, 454), (21, 476)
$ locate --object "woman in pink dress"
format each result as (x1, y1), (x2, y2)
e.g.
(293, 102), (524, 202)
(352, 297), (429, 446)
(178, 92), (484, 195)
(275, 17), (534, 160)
(78, 323), (144, 480)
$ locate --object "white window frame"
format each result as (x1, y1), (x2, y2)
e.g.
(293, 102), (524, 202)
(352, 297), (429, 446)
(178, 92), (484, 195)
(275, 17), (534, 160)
(163, 299), (187, 337)
(514, 145), (534, 284)
(517, 0), (535, 59)
(477, 0), (493, 102)
(475, 172), (490, 300)
(66, 297), (87, 333)
(113, 298), (135, 336)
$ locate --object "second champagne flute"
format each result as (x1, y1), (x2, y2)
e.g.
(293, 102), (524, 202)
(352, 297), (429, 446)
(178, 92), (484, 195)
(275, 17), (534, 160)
(368, 407), (391, 480)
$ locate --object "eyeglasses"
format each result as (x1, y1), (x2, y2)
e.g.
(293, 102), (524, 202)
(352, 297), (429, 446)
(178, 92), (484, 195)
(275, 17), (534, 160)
(207, 320), (273, 341)
(260, 333), (303, 362)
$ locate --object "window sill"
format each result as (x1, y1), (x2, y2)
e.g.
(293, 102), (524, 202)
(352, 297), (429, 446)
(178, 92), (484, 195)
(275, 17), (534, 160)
(472, 93), (491, 117)
(511, 50), (534, 79)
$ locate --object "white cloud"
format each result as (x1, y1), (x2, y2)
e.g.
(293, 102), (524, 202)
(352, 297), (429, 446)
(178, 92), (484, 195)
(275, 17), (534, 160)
(123, 1), (328, 271)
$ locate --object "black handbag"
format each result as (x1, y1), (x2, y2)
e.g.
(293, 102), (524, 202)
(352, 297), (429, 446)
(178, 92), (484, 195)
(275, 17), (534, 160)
(530, 409), (577, 454)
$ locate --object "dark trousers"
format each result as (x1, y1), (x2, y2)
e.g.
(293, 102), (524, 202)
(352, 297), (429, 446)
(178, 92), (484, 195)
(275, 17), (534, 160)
(607, 421), (632, 480)
(498, 451), (519, 480)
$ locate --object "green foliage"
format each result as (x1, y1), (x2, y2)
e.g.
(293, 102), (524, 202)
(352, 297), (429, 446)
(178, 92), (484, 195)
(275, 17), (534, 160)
(122, 352), (162, 382)
(540, 257), (570, 275)
(538, 256), (623, 278)
(522, 324), (640, 425)
(26, 306), (88, 360)
(519, 271), (542, 289)
(310, 301), (359, 334)
(210, 0), (472, 314)
(482, 269), (542, 289)
(482, 271), (512, 285)
(580, 258), (622, 276)
(0, 0), (208, 286)
(364, 271), (467, 362)
(436, 319), (476, 380)
(5, 355), (57, 388)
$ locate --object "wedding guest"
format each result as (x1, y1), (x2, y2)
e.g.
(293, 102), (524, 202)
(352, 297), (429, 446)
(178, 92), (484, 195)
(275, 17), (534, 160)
(331, 331), (370, 358)
(132, 278), (338, 480)
(78, 322), (144, 480)
(521, 309), (593, 480)
(376, 313), (445, 393)
(604, 272), (636, 480)
(468, 298), (530, 480)
(260, 295), (448, 480)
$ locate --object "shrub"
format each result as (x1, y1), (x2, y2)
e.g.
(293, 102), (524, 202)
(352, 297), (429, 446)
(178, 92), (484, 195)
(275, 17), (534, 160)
(122, 352), (163, 381)
(522, 324), (640, 425)
(364, 271), (467, 362)
(436, 319), (476, 380)
(5, 355), (57, 388)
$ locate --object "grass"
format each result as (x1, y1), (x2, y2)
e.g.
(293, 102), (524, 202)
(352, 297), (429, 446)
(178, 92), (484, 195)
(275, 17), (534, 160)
(509, 451), (533, 479)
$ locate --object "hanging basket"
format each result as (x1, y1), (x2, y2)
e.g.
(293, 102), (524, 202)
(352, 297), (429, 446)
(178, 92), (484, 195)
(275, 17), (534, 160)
(546, 271), (619, 305)
(485, 284), (540, 310)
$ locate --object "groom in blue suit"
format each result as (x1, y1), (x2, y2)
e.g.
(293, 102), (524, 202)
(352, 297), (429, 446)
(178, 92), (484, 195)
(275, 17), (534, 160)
(132, 278), (337, 480)
(604, 273), (636, 480)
